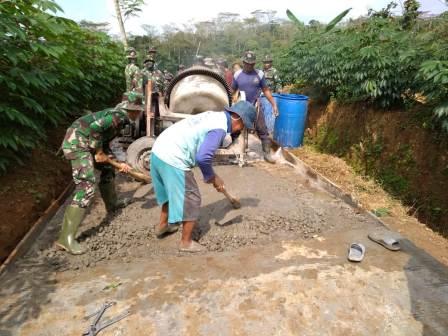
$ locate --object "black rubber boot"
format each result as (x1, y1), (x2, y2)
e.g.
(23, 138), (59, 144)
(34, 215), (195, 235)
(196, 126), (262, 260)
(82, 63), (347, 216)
(99, 181), (131, 213)
(55, 206), (86, 255)
(262, 142), (276, 164)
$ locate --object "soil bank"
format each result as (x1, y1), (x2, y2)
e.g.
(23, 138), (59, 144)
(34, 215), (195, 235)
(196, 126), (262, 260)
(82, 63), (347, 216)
(304, 100), (448, 236)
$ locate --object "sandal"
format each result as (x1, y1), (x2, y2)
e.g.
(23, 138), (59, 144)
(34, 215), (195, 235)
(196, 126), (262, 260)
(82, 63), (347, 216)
(347, 243), (365, 262)
(178, 241), (205, 253)
(155, 224), (179, 238)
(368, 231), (401, 251)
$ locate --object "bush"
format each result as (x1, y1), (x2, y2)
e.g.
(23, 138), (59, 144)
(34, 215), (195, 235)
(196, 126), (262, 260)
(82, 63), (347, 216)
(281, 5), (448, 130)
(0, 0), (125, 173)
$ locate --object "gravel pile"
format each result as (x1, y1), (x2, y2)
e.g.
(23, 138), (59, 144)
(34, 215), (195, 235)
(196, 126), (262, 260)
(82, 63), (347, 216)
(37, 205), (329, 272)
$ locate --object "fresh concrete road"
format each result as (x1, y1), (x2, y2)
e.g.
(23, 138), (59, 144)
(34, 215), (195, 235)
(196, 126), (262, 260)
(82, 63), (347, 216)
(1, 163), (447, 336)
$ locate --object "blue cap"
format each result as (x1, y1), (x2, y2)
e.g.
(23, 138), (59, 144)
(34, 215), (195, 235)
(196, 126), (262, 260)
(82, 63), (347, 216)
(225, 101), (256, 130)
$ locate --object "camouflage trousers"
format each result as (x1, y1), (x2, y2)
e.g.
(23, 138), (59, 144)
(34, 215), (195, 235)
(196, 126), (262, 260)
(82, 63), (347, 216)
(65, 151), (115, 208)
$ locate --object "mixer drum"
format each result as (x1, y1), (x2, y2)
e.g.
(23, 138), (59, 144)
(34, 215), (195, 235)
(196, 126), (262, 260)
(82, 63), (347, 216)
(165, 67), (232, 114)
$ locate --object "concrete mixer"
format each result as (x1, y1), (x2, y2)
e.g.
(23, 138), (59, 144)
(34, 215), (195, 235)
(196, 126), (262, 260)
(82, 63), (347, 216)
(124, 66), (247, 173)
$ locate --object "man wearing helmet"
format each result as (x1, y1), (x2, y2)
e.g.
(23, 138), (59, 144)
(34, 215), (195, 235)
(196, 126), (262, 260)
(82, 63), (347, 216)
(56, 92), (143, 255)
(141, 58), (165, 94)
(125, 49), (140, 91)
(263, 55), (281, 93)
(147, 46), (157, 61)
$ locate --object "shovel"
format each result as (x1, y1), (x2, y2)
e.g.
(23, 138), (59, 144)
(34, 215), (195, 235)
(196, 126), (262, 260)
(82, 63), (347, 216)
(106, 157), (151, 184)
(221, 186), (241, 209)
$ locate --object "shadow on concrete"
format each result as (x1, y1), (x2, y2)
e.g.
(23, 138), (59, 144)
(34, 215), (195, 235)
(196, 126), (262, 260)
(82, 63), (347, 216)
(140, 197), (158, 210)
(0, 258), (62, 336)
(402, 239), (448, 335)
(193, 197), (260, 240)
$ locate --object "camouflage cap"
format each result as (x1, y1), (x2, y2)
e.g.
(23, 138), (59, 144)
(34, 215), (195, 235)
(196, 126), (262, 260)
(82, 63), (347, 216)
(148, 46), (157, 54)
(122, 91), (144, 111)
(243, 51), (256, 64)
(263, 55), (273, 63)
(126, 50), (137, 59)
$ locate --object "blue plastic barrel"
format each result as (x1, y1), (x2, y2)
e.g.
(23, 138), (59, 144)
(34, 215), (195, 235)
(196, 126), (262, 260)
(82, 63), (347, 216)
(259, 94), (279, 134)
(274, 94), (309, 148)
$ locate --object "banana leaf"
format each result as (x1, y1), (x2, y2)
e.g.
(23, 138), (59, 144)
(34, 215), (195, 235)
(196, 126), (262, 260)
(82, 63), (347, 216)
(325, 8), (352, 32)
(286, 9), (304, 27)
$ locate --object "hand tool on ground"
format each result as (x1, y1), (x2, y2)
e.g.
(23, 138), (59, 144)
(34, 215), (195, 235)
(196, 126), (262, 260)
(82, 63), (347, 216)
(106, 157), (151, 184)
(83, 301), (130, 336)
(221, 186), (241, 209)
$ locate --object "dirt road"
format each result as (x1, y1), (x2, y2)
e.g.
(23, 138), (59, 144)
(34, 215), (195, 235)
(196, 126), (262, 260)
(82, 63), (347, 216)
(1, 163), (447, 335)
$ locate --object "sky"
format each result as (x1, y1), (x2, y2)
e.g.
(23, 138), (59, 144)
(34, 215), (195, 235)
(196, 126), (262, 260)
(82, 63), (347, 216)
(56, 0), (447, 35)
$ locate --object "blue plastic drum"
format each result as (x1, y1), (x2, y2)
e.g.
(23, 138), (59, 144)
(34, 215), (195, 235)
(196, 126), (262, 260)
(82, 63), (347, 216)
(273, 94), (309, 148)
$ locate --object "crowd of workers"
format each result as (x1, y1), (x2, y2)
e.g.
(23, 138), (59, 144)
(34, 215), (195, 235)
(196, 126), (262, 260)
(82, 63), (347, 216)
(56, 47), (283, 254)
(124, 46), (282, 96)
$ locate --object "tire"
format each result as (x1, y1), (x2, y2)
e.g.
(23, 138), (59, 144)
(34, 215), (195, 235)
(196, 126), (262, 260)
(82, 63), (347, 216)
(126, 136), (155, 174)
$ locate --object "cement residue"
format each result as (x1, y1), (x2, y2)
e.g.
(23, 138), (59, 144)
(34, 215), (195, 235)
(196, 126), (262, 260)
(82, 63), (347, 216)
(275, 242), (338, 260)
(17, 164), (369, 272)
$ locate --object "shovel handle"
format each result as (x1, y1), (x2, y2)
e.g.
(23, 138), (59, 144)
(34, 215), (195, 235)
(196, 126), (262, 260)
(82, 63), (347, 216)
(106, 158), (151, 184)
(221, 186), (241, 209)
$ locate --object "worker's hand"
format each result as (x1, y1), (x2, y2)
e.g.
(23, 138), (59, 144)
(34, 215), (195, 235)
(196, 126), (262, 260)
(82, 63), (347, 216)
(95, 151), (108, 163)
(119, 163), (132, 173)
(273, 105), (279, 117)
(212, 175), (225, 192)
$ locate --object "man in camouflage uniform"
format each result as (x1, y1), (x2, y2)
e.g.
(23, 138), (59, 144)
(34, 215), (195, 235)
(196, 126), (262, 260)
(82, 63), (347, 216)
(147, 46), (157, 61)
(125, 49), (140, 91)
(56, 92), (143, 255)
(263, 55), (281, 93)
(163, 70), (174, 89)
(141, 58), (165, 95)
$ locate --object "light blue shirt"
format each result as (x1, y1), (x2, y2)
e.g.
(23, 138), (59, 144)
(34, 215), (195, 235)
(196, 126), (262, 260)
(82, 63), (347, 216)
(152, 111), (229, 171)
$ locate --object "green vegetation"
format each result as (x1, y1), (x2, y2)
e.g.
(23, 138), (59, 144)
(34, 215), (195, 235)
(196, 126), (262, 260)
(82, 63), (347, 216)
(283, 1), (448, 131)
(1, 0), (124, 173)
(128, 11), (296, 72)
(372, 207), (391, 217)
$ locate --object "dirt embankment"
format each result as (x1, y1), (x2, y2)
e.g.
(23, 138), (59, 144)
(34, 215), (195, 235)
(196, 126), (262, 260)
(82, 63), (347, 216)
(304, 100), (448, 236)
(0, 127), (71, 263)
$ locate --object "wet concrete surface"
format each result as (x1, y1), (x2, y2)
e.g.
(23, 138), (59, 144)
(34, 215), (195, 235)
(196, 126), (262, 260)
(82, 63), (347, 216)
(1, 163), (448, 335)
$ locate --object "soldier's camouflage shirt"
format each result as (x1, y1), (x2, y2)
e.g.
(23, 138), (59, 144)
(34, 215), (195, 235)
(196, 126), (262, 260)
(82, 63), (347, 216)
(140, 68), (165, 94)
(62, 108), (129, 158)
(125, 63), (140, 91)
(264, 67), (281, 93)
